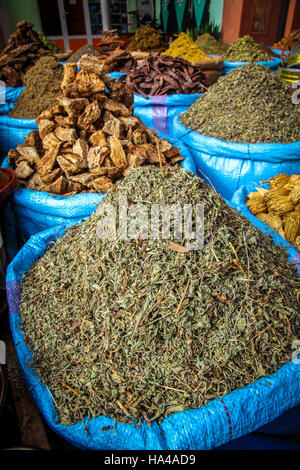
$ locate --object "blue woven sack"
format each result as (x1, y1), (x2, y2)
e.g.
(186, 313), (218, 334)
(6, 203), (300, 449)
(133, 94), (201, 136)
(223, 57), (281, 75)
(173, 115), (300, 200)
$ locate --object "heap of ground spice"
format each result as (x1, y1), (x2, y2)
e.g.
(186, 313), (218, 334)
(195, 33), (227, 56)
(164, 33), (211, 63)
(223, 35), (270, 62)
(9, 56), (64, 119)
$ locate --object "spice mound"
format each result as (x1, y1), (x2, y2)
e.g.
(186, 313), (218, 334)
(8, 55), (183, 196)
(195, 33), (227, 56)
(180, 64), (300, 144)
(0, 20), (53, 87)
(127, 25), (164, 52)
(164, 33), (211, 63)
(9, 56), (64, 119)
(66, 45), (99, 63)
(20, 165), (300, 425)
(223, 35), (270, 62)
(246, 173), (300, 251)
(119, 53), (208, 97)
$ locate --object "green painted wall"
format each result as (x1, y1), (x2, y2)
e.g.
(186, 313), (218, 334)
(209, 0), (223, 29)
(6, 0), (42, 32)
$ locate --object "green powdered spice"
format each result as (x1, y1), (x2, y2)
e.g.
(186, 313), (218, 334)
(20, 166), (299, 425)
(223, 35), (270, 62)
(9, 56), (63, 119)
(195, 33), (227, 56)
(66, 45), (99, 63)
(180, 64), (300, 143)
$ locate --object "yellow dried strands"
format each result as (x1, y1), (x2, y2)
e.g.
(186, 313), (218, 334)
(164, 33), (211, 64)
(246, 173), (300, 250)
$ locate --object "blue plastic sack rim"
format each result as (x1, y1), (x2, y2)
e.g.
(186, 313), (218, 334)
(223, 57), (281, 66)
(173, 115), (300, 162)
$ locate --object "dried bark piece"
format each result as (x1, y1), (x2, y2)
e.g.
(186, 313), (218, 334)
(87, 176), (114, 192)
(36, 144), (60, 176)
(119, 115), (140, 130)
(65, 180), (83, 194)
(89, 130), (107, 147)
(77, 101), (101, 129)
(87, 146), (109, 169)
(55, 126), (77, 143)
(24, 130), (42, 149)
(15, 161), (34, 179)
(38, 119), (56, 140)
(54, 115), (76, 128)
(109, 136), (127, 168)
(61, 63), (78, 94)
(16, 145), (41, 165)
(132, 129), (147, 146)
(159, 138), (173, 152)
(69, 173), (95, 186)
(46, 176), (66, 195)
(73, 139), (89, 168)
(56, 97), (89, 118)
(78, 54), (104, 77)
(103, 112), (123, 138)
(57, 155), (80, 176)
(103, 99), (130, 116)
(42, 132), (61, 150)
(41, 168), (62, 185)
(127, 153), (147, 168)
(36, 109), (54, 124)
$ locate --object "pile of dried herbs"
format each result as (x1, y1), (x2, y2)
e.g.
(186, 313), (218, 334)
(180, 64), (300, 143)
(9, 56), (64, 119)
(20, 166), (300, 425)
(223, 35), (270, 62)
(195, 33), (227, 56)
(8, 55), (183, 195)
(127, 25), (165, 52)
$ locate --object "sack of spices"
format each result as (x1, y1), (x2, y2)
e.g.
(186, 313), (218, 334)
(222, 36), (281, 75)
(6, 166), (300, 450)
(174, 64), (300, 200)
